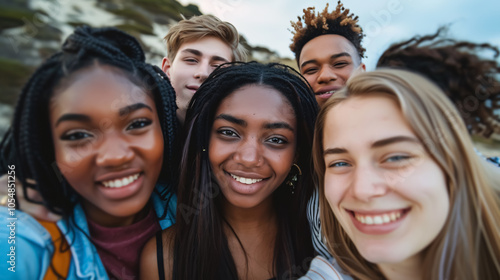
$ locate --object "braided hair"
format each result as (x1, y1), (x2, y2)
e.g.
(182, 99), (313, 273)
(0, 26), (177, 216)
(290, 1), (366, 65)
(173, 62), (317, 279)
(377, 27), (500, 138)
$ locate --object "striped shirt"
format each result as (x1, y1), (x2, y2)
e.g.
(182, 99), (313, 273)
(299, 255), (344, 280)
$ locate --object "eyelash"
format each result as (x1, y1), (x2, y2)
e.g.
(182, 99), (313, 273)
(217, 129), (239, 138)
(328, 161), (351, 168)
(60, 131), (92, 141)
(60, 118), (152, 141)
(126, 118), (152, 130)
(266, 136), (287, 145)
(384, 154), (412, 163)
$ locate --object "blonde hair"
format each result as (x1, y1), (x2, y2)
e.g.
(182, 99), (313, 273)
(312, 69), (500, 280)
(164, 14), (248, 62)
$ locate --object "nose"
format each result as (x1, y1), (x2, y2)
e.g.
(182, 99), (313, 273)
(350, 164), (388, 202)
(317, 66), (338, 84)
(194, 61), (211, 83)
(233, 139), (263, 168)
(96, 134), (134, 167)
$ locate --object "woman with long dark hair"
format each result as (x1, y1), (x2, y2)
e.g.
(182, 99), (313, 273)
(141, 62), (317, 279)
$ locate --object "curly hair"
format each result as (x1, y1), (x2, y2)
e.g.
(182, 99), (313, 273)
(0, 26), (178, 216)
(377, 27), (500, 138)
(290, 1), (365, 65)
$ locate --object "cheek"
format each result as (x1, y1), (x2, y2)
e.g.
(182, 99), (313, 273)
(324, 173), (344, 207)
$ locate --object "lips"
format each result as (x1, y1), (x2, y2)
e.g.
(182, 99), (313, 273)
(186, 85), (199, 92)
(101, 173), (140, 188)
(230, 173), (263, 184)
(347, 208), (411, 235)
(223, 171), (269, 195)
(315, 86), (342, 99)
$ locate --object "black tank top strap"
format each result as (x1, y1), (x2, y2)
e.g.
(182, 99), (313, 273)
(156, 231), (165, 279)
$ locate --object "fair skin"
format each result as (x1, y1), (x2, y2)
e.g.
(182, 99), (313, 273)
(140, 84), (298, 280)
(322, 94), (449, 280)
(49, 65), (164, 227)
(162, 36), (233, 124)
(299, 34), (365, 107)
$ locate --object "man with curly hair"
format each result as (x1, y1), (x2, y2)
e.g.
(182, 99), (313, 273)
(290, 1), (366, 107)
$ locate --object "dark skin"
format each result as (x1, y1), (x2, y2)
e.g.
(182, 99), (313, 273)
(140, 85), (298, 280)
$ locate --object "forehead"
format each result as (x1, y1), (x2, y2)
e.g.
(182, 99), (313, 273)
(216, 84), (296, 123)
(51, 66), (153, 113)
(299, 34), (359, 65)
(176, 36), (233, 60)
(324, 95), (414, 144)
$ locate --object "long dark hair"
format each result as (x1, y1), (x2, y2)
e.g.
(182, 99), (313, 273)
(0, 26), (177, 217)
(173, 62), (317, 279)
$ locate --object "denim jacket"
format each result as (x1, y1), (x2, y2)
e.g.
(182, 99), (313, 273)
(0, 185), (176, 280)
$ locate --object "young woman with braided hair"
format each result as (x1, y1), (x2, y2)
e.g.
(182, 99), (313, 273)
(0, 26), (178, 279)
(140, 62), (317, 279)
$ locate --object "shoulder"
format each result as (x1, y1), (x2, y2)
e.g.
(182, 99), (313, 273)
(140, 225), (176, 280)
(299, 255), (345, 280)
(0, 208), (53, 278)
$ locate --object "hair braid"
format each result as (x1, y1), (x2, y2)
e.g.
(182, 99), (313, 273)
(0, 26), (178, 216)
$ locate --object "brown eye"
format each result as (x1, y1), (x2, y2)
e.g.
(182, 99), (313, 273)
(61, 131), (92, 141)
(127, 119), (152, 130)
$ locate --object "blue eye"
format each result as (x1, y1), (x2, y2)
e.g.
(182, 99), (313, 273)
(386, 155), (411, 162)
(60, 131), (92, 141)
(127, 119), (152, 130)
(329, 161), (351, 168)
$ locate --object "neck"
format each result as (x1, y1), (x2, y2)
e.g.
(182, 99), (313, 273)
(222, 196), (277, 235)
(378, 253), (424, 280)
(82, 201), (150, 227)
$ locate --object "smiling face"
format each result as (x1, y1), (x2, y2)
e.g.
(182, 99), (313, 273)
(321, 94), (449, 269)
(162, 36), (233, 123)
(209, 84), (297, 210)
(299, 34), (365, 107)
(50, 65), (164, 227)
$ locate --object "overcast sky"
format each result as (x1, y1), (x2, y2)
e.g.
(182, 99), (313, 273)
(178, 0), (500, 70)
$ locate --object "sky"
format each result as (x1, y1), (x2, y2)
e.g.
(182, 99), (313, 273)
(177, 0), (500, 70)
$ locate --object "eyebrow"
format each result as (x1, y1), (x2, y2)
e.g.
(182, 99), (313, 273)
(118, 103), (153, 117)
(55, 114), (91, 127)
(181, 49), (229, 62)
(55, 103), (152, 127)
(323, 136), (420, 155)
(215, 114), (294, 131)
(300, 52), (352, 69)
(371, 136), (420, 148)
(215, 114), (246, 126)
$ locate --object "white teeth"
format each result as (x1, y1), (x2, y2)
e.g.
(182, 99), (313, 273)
(354, 210), (405, 225)
(101, 173), (140, 188)
(230, 174), (263, 185)
(383, 214), (391, 223)
(373, 216), (383, 225)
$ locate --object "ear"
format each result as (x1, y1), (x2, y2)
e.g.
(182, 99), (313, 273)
(350, 63), (366, 79)
(161, 57), (172, 78)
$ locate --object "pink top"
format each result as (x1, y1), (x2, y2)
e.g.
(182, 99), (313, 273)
(87, 207), (161, 279)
